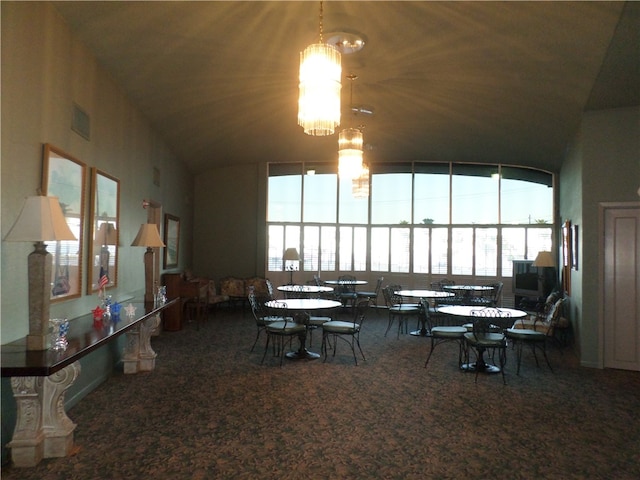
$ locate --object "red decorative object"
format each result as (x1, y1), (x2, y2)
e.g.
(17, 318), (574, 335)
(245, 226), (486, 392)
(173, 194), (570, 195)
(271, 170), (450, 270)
(91, 305), (104, 320)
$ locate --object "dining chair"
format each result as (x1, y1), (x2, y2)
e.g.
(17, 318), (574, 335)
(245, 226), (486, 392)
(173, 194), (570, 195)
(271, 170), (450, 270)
(382, 285), (421, 338)
(421, 299), (467, 369)
(506, 297), (565, 373)
(248, 289), (287, 353)
(356, 276), (384, 307)
(260, 302), (306, 366)
(464, 308), (508, 384)
(321, 299), (370, 365)
(336, 274), (358, 309)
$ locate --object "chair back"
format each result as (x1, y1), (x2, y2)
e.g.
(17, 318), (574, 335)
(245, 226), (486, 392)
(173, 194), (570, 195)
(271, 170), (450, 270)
(338, 274), (357, 293)
(388, 284), (404, 305)
(536, 297), (565, 336)
(430, 279), (455, 291)
(265, 278), (274, 299)
(352, 299), (371, 328)
(470, 308), (510, 338)
(491, 282), (504, 306)
(248, 289), (267, 323)
(373, 277), (384, 295)
(268, 301), (295, 326)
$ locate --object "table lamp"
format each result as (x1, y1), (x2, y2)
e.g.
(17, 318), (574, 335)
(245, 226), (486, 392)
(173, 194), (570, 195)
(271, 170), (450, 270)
(283, 247), (300, 285)
(532, 250), (557, 295)
(131, 223), (165, 303)
(4, 196), (77, 350)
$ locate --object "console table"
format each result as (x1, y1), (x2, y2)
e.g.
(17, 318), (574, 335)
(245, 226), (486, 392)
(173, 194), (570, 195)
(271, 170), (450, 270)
(0, 297), (177, 467)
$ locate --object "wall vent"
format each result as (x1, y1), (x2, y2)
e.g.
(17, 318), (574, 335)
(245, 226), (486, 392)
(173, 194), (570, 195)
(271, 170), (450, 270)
(71, 103), (90, 140)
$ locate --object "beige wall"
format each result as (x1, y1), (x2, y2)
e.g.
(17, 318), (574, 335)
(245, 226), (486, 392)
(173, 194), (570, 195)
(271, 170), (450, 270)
(193, 162), (267, 280)
(1, 2), (194, 343)
(561, 105), (640, 367)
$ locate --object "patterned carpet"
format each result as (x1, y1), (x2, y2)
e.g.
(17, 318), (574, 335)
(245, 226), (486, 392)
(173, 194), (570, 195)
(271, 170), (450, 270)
(2, 306), (639, 479)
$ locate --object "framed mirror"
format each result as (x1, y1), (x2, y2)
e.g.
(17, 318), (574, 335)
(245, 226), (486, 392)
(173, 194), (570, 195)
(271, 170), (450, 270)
(88, 168), (120, 294)
(42, 144), (86, 301)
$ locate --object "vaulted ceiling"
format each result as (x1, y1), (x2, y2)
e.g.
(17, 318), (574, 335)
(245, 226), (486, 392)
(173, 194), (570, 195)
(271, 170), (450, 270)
(52, 1), (639, 174)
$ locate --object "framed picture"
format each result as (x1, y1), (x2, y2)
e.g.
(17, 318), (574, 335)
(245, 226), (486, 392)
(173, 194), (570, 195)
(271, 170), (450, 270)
(42, 144), (86, 301)
(571, 224), (579, 271)
(87, 168), (120, 294)
(562, 219), (572, 295)
(163, 214), (180, 269)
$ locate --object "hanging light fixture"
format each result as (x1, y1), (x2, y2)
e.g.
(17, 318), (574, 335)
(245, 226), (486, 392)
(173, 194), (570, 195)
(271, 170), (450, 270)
(352, 163), (370, 198)
(298, 1), (342, 136)
(338, 74), (363, 179)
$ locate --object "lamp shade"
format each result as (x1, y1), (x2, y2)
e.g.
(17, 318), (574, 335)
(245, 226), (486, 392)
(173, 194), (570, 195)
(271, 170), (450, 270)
(131, 224), (165, 247)
(532, 251), (556, 267)
(283, 247), (300, 261)
(95, 222), (118, 245)
(5, 196), (76, 242)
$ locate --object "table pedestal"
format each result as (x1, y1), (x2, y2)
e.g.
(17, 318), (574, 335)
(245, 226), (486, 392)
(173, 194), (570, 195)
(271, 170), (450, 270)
(410, 327), (430, 337)
(461, 347), (501, 374)
(286, 332), (320, 360)
(286, 349), (321, 360)
(8, 361), (81, 467)
(124, 314), (160, 373)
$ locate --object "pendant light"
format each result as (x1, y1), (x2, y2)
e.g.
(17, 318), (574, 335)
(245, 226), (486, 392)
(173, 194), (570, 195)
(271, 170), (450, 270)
(338, 74), (363, 179)
(298, 1), (342, 136)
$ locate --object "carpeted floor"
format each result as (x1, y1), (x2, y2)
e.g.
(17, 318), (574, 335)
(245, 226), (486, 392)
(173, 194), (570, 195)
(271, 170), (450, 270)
(2, 306), (639, 479)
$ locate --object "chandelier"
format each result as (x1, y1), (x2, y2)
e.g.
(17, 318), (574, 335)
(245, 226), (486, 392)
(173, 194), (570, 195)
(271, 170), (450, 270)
(298, 1), (342, 136)
(338, 128), (364, 179)
(338, 74), (363, 179)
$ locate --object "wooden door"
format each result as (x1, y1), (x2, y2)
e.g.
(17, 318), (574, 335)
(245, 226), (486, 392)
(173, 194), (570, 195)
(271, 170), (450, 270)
(603, 203), (640, 370)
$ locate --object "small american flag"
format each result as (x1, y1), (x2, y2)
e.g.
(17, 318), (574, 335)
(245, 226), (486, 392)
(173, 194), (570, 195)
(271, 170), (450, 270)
(98, 266), (109, 289)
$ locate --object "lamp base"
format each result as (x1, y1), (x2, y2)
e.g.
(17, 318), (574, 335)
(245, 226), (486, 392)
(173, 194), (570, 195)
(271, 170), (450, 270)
(27, 242), (52, 351)
(143, 247), (155, 304)
(26, 334), (49, 351)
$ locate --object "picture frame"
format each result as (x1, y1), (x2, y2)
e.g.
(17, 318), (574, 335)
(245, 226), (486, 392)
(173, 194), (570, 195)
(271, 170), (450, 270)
(562, 219), (572, 295)
(163, 214), (180, 269)
(42, 144), (86, 301)
(571, 224), (579, 271)
(87, 168), (120, 294)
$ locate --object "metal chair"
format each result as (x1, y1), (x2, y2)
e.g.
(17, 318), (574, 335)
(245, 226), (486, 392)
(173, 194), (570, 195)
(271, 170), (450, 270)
(356, 276), (384, 307)
(322, 299), (370, 365)
(464, 308), (508, 384)
(382, 285), (421, 338)
(421, 299), (467, 369)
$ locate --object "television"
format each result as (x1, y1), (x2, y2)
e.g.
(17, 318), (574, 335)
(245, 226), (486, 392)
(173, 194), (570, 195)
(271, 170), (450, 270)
(512, 260), (543, 299)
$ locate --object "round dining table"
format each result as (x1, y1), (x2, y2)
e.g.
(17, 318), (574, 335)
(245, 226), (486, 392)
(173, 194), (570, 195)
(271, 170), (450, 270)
(396, 290), (455, 336)
(265, 298), (342, 360)
(324, 279), (368, 286)
(277, 284), (334, 297)
(438, 305), (527, 373)
(442, 284), (494, 299)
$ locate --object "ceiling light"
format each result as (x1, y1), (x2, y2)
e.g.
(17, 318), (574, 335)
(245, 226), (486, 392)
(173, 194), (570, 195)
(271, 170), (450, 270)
(298, 1), (341, 136)
(338, 127), (364, 179)
(338, 74), (364, 179)
(325, 31), (366, 55)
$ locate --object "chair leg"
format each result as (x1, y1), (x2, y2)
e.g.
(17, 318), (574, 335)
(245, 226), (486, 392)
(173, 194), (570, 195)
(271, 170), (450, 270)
(385, 314), (394, 337)
(261, 333), (271, 365)
(424, 337), (437, 368)
(250, 327), (262, 353)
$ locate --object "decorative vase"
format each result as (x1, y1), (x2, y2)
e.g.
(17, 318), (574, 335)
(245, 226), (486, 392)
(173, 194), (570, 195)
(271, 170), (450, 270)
(50, 318), (70, 351)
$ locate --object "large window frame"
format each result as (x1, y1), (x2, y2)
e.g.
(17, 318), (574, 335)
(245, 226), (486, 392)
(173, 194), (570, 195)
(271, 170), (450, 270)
(267, 162), (554, 282)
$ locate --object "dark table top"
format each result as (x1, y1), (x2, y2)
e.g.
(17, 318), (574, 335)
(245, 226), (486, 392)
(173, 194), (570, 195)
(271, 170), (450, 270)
(1, 297), (178, 377)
